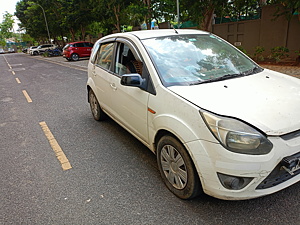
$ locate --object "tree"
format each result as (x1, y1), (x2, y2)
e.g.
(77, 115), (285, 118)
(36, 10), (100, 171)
(16, 0), (95, 43)
(91, 0), (136, 33)
(226, 0), (262, 19)
(270, 0), (300, 21)
(0, 12), (15, 47)
(16, 0), (52, 42)
(54, 0), (95, 41)
(180, 0), (224, 31)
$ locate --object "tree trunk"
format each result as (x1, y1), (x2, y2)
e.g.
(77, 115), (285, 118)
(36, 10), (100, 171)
(201, 7), (214, 31)
(70, 28), (75, 42)
(81, 25), (86, 41)
(143, 0), (151, 29)
(113, 5), (121, 32)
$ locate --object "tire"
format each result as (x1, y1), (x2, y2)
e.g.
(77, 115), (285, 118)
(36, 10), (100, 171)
(157, 135), (202, 199)
(66, 58), (71, 61)
(88, 89), (107, 121)
(71, 53), (79, 61)
(33, 51), (38, 56)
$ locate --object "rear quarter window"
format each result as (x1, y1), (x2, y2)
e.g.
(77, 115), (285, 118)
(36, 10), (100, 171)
(84, 42), (94, 47)
(74, 43), (84, 47)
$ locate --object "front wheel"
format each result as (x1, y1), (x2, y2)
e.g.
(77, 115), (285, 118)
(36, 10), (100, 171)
(157, 135), (202, 199)
(88, 89), (107, 121)
(71, 53), (79, 61)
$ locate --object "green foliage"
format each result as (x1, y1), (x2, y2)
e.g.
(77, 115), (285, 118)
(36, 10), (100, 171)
(21, 33), (35, 43)
(180, 0), (224, 30)
(0, 12), (15, 46)
(14, 0), (298, 44)
(42, 51), (50, 57)
(271, 0), (300, 21)
(295, 50), (300, 64)
(269, 46), (289, 62)
(253, 46), (265, 61)
(237, 46), (247, 54)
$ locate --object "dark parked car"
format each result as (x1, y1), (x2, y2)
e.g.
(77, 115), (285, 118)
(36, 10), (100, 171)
(63, 41), (94, 61)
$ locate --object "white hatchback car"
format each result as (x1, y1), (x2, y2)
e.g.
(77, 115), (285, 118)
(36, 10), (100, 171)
(31, 44), (57, 55)
(87, 29), (300, 200)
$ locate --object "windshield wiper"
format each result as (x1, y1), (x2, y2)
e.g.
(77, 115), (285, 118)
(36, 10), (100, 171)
(190, 66), (263, 86)
(240, 66), (264, 76)
(190, 73), (241, 85)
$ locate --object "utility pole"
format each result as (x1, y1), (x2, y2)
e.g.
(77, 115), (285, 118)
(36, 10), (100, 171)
(29, 3), (51, 43)
(176, 0), (180, 27)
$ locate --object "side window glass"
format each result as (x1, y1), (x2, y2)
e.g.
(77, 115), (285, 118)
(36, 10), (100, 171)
(77, 43), (84, 47)
(90, 43), (100, 64)
(115, 43), (143, 76)
(84, 42), (93, 47)
(96, 42), (114, 70)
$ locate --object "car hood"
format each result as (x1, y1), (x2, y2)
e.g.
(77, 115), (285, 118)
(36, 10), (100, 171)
(168, 69), (300, 136)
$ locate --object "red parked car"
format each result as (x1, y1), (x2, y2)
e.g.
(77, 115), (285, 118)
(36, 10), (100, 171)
(63, 41), (94, 61)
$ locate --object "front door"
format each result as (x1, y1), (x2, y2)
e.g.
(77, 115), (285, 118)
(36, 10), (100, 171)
(109, 41), (149, 143)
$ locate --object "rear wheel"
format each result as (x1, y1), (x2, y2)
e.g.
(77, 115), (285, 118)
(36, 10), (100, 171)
(88, 89), (107, 121)
(71, 53), (79, 61)
(157, 135), (202, 199)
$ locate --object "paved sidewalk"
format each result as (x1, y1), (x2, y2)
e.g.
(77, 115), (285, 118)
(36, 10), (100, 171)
(38, 55), (300, 79)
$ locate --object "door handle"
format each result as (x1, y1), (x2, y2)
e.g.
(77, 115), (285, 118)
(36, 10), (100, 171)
(110, 83), (117, 90)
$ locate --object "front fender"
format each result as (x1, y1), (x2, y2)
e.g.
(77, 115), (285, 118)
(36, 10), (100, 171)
(152, 114), (199, 144)
(150, 113), (213, 185)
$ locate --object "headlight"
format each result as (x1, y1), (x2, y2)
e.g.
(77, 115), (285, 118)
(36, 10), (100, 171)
(200, 111), (273, 155)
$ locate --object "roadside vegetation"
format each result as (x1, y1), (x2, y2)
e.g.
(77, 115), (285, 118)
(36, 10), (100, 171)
(12, 0), (299, 44)
(1, 0), (299, 64)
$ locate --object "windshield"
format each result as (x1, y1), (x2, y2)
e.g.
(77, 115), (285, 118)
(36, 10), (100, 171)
(63, 44), (70, 50)
(142, 34), (261, 86)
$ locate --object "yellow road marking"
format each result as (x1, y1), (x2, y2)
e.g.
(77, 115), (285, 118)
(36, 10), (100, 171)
(16, 78), (21, 84)
(39, 121), (72, 171)
(22, 90), (32, 103)
(11, 71), (15, 75)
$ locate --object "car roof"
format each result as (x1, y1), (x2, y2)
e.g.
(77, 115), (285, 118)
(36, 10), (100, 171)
(68, 41), (92, 44)
(102, 29), (210, 41)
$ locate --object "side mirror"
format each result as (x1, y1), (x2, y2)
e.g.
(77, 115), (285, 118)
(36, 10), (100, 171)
(121, 74), (146, 90)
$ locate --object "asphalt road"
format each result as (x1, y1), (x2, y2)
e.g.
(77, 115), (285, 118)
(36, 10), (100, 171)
(1, 53), (300, 225)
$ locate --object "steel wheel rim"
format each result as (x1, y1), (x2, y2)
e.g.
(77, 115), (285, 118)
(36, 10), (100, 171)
(160, 145), (187, 189)
(90, 93), (99, 117)
(72, 54), (79, 60)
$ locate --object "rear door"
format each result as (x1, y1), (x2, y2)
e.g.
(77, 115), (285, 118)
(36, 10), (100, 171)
(75, 42), (85, 57)
(84, 42), (93, 57)
(91, 41), (115, 114)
